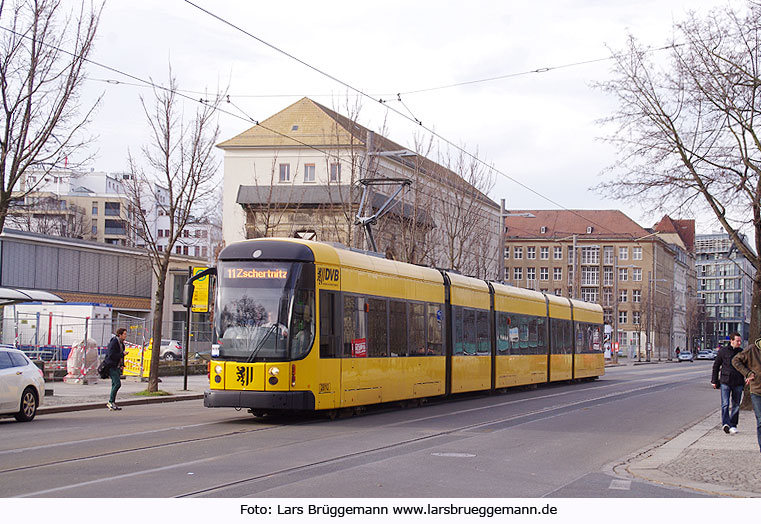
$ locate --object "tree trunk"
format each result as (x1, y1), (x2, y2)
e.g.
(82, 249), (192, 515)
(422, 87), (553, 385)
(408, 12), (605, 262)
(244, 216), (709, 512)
(148, 273), (167, 392)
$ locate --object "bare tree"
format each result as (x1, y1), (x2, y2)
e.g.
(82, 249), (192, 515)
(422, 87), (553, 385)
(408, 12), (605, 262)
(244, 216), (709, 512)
(124, 74), (222, 392)
(435, 148), (497, 278)
(0, 0), (101, 232)
(596, 3), (761, 340)
(6, 193), (90, 237)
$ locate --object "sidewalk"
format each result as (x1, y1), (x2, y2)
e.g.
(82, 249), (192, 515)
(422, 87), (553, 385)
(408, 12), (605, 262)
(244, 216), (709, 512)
(622, 410), (761, 497)
(38, 374), (208, 414)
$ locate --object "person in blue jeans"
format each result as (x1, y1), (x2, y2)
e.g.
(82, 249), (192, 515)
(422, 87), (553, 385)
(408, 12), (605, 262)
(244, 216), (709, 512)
(733, 339), (761, 453)
(711, 332), (745, 434)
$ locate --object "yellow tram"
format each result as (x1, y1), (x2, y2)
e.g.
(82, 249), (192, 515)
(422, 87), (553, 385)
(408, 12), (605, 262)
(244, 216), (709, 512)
(201, 238), (604, 415)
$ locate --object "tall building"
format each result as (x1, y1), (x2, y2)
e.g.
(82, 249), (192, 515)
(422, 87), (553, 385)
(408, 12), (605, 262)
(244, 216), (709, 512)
(503, 210), (696, 359)
(695, 232), (756, 348)
(218, 97), (501, 279)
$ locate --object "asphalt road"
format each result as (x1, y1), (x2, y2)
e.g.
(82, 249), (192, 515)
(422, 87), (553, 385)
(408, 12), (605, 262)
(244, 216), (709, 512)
(0, 361), (718, 498)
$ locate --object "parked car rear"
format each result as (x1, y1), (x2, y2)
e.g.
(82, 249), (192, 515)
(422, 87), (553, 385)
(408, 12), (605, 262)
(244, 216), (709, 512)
(696, 350), (715, 360)
(0, 346), (44, 421)
(159, 339), (183, 361)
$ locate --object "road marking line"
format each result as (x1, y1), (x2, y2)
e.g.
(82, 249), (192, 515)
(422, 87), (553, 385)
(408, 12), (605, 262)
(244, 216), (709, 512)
(609, 479), (631, 490)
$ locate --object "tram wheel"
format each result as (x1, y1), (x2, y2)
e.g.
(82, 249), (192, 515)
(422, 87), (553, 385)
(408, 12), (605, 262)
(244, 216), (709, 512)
(250, 410), (269, 418)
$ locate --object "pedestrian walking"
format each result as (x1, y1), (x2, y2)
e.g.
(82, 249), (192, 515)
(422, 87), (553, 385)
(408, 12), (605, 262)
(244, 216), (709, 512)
(732, 338), (761, 453)
(711, 332), (745, 434)
(104, 328), (127, 411)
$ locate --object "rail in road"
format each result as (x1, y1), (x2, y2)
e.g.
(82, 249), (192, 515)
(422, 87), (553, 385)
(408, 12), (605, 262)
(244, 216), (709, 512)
(0, 363), (716, 498)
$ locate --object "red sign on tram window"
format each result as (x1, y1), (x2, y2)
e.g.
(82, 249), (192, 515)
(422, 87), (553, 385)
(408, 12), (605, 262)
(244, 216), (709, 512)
(351, 339), (367, 358)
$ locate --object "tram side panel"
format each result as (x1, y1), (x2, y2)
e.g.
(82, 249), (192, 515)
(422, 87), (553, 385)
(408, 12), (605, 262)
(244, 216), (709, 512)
(448, 274), (492, 394)
(492, 285), (549, 387)
(547, 295), (573, 381)
(571, 301), (605, 379)
(336, 260), (446, 407)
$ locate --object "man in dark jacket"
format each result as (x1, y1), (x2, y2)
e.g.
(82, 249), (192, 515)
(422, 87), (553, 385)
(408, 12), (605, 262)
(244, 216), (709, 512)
(711, 332), (745, 434)
(732, 338), (761, 453)
(104, 328), (127, 411)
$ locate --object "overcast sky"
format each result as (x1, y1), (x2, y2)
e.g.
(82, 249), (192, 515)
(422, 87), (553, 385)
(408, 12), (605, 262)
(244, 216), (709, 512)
(77, 0), (744, 235)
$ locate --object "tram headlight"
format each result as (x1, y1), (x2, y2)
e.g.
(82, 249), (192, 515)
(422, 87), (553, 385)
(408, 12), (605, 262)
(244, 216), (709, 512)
(214, 365), (223, 374)
(269, 367), (280, 376)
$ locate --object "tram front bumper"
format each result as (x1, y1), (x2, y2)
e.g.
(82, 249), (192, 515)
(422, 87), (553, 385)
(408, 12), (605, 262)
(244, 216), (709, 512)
(204, 390), (316, 410)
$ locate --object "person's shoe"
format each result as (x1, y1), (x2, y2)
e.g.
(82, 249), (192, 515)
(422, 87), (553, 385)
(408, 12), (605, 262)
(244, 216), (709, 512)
(729, 427), (738, 434)
(106, 402), (116, 411)
(111, 403), (122, 411)
(723, 424), (730, 433)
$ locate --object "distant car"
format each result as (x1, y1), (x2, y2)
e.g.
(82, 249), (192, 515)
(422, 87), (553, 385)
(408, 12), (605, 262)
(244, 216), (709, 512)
(696, 350), (715, 360)
(677, 351), (694, 362)
(0, 346), (45, 421)
(159, 339), (183, 361)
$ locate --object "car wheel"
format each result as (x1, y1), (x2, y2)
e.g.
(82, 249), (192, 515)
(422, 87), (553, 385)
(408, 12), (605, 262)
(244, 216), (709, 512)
(163, 352), (176, 361)
(15, 387), (38, 422)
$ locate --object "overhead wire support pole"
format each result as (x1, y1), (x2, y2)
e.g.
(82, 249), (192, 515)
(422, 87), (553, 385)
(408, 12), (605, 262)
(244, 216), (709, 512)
(355, 177), (411, 253)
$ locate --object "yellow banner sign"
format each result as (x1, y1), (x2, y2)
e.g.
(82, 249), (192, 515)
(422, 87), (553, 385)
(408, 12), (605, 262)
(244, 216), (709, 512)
(192, 266), (210, 313)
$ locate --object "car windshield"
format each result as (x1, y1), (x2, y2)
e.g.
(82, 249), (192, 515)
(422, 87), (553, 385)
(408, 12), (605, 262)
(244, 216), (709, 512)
(213, 261), (315, 362)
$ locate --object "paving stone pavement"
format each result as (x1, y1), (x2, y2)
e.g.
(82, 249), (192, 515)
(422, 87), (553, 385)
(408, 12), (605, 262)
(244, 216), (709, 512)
(624, 409), (761, 497)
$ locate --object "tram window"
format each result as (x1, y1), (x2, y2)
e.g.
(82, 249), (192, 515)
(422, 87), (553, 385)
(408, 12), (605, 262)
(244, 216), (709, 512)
(476, 310), (489, 355)
(551, 319), (573, 354)
(528, 316), (539, 353)
(368, 298), (388, 357)
(463, 308), (476, 355)
(453, 306), (464, 355)
(389, 300), (408, 357)
(427, 303), (443, 356)
(497, 312), (511, 355)
(344, 295), (368, 357)
(537, 316), (547, 354)
(409, 302), (426, 355)
(319, 290), (339, 358)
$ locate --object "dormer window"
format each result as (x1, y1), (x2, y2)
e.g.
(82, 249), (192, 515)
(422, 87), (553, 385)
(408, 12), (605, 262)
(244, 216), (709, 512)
(586, 226), (593, 234)
(540, 226), (547, 234)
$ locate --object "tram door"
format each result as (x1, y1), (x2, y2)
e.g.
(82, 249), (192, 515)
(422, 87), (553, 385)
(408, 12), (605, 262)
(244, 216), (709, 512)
(317, 290), (341, 409)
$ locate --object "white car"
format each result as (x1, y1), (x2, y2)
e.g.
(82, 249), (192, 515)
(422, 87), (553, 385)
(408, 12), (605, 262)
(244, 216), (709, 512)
(0, 346), (44, 422)
(160, 339), (183, 361)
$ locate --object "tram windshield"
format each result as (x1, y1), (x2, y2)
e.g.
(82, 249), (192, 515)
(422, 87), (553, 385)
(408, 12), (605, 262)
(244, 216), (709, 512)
(213, 261), (315, 362)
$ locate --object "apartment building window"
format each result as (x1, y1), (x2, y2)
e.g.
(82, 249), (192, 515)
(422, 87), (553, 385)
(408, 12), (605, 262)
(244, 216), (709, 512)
(329, 163), (341, 182)
(279, 163), (290, 182)
(91, 222), (97, 235)
(554, 246), (563, 260)
(527, 247), (536, 259)
(183, 230), (189, 237)
(553, 267), (562, 281)
(633, 289), (641, 303)
(514, 267), (523, 281)
(514, 247), (523, 259)
(183, 246), (188, 255)
(504, 267), (510, 280)
(604, 310), (613, 324)
(158, 245), (163, 252)
(92, 202), (98, 215)
(540, 247), (549, 260)
(527, 267), (536, 281)
(619, 290), (628, 302)
(603, 246), (614, 264)
(603, 267), (613, 286)
(175, 246), (181, 254)
(194, 246), (200, 257)
(633, 268), (642, 281)
(581, 288), (598, 303)
(619, 247), (628, 260)
(603, 288), (613, 306)
(567, 246), (575, 263)
(567, 266), (575, 285)
(633, 311), (641, 325)
(581, 266), (599, 286)
(158, 229), (163, 238)
(554, 289), (562, 296)
(202, 246), (208, 257)
(581, 246), (599, 265)
(540, 267), (549, 281)
(619, 311), (628, 324)
(304, 163), (316, 183)
(504, 248), (510, 259)
(618, 268), (628, 281)
(633, 246), (643, 260)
